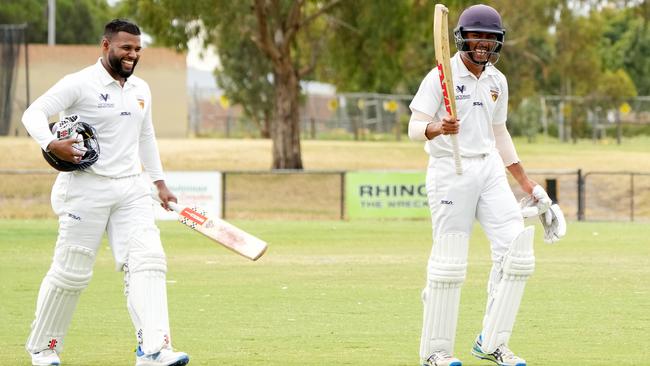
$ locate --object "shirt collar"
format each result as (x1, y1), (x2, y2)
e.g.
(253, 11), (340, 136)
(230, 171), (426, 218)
(452, 52), (499, 78)
(452, 52), (473, 78)
(95, 57), (138, 88)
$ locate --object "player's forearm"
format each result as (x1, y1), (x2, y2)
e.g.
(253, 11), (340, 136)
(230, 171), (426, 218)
(23, 77), (79, 151)
(493, 123), (520, 166)
(139, 139), (164, 181)
(507, 162), (535, 194)
(22, 108), (56, 151)
(139, 110), (165, 181)
(409, 109), (441, 141)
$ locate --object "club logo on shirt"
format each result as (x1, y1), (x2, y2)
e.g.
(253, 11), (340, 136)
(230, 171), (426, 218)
(455, 84), (470, 100)
(490, 87), (500, 102)
(98, 93), (114, 108)
(136, 96), (145, 109)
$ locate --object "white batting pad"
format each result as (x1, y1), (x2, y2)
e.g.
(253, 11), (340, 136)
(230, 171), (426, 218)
(26, 245), (95, 353)
(420, 232), (469, 360)
(125, 227), (171, 355)
(481, 226), (535, 353)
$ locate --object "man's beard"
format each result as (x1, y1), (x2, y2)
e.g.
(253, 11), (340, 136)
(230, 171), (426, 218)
(108, 53), (137, 78)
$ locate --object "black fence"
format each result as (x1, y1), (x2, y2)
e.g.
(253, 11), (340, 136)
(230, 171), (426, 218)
(0, 24), (27, 136)
(1, 169), (648, 221)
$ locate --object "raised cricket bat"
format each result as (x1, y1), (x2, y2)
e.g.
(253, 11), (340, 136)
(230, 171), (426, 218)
(433, 4), (462, 175)
(154, 195), (268, 261)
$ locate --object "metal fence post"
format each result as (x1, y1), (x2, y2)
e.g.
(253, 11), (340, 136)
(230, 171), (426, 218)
(340, 171), (346, 220)
(630, 173), (635, 222)
(221, 172), (227, 219)
(577, 169), (585, 221)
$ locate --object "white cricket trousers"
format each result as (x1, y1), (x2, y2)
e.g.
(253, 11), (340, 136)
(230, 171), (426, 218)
(426, 151), (524, 259)
(420, 151), (526, 360)
(50, 171), (157, 267)
(26, 171), (164, 354)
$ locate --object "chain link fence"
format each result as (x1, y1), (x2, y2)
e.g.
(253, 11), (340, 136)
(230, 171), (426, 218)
(513, 95), (650, 143)
(188, 86), (650, 141)
(188, 87), (413, 140)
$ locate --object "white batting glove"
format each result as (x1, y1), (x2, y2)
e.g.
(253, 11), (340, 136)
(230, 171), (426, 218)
(532, 185), (552, 214)
(540, 204), (567, 243)
(72, 133), (87, 154)
(520, 185), (553, 218)
(51, 114), (80, 140)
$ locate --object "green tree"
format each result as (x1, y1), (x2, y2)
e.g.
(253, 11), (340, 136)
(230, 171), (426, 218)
(215, 33), (274, 139)
(492, 0), (562, 106)
(317, 0), (412, 93)
(211, 3), (274, 138)
(599, 5), (650, 95)
(549, 4), (602, 140)
(0, 0), (114, 44)
(123, 0), (341, 169)
(316, 1), (480, 94)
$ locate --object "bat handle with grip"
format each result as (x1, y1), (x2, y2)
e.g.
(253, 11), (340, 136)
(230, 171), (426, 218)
(450, 134), (462, 175)
(150, 191), (181, 213)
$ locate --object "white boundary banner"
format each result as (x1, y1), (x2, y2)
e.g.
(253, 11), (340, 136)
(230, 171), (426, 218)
(147, 171), (222, 221)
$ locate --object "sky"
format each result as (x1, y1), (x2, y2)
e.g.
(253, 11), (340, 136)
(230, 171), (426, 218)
(186, 37), (220, 71)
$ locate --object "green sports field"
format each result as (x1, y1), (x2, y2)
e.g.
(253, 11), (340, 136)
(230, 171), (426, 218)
(1, 219), (648, 365)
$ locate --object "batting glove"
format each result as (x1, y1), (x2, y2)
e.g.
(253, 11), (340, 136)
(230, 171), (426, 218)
(540, 204), (567, 243)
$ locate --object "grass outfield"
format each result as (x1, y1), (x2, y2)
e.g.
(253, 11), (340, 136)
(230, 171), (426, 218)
(1, 219), (648, 365)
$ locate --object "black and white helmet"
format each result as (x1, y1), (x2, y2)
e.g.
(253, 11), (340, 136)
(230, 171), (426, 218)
(453, 4), (506, 65)
(42, 115), (100, 171)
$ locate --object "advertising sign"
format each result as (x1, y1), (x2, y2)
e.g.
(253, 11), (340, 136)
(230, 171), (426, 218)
(346, 171), (429, 219)
(148, 171), (222, 220)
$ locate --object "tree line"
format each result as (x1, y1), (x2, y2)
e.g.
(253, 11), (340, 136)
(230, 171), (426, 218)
(3, 0), (649, 168)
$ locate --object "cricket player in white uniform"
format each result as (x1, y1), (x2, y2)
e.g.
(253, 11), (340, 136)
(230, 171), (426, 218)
(21, 19), (189, 366)
(409, 5), (564, 366)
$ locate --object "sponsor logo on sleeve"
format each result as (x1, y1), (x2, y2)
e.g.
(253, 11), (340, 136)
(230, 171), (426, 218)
(490, 87), (500, 102)
(136, 96), (145, 109)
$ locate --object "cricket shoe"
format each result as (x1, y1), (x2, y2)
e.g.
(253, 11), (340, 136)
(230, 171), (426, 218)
(30, 349), (60, 366)
(422, 350), (462, 366)
(471, 335), (526, 366)
(135, 345), (190, 366)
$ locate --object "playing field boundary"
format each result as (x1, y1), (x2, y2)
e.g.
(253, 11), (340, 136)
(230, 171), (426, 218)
(2, 168), (649, 221)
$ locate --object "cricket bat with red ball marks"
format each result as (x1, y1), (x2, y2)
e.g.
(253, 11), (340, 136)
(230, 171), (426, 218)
(154, 195), (268, 261)
(434, 4), (463, 175)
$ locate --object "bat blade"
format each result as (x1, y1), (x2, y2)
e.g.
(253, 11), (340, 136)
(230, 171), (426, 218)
(170, 201), (268, 261)
(434, 4), (462, 175)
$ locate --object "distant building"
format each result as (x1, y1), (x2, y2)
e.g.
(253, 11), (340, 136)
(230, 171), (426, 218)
(10, 44), (187, 138)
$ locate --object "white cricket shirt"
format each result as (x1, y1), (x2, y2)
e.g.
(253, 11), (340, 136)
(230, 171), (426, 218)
(409, 52), (509, 157)
(22, 58), (164, 181)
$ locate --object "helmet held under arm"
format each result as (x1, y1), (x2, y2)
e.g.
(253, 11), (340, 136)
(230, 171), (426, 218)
(42, 115), (100, 172)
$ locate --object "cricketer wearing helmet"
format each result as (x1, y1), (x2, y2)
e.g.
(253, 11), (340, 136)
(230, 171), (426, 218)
(408, 4), (565, 366)
(21, 19), (189, 366)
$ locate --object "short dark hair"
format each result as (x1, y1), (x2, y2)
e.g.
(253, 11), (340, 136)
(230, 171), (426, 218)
(104, 19), (141, 39)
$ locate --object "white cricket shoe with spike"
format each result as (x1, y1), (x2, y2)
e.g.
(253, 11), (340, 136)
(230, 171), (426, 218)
(472, 335), (526, 366)
(135, 346), (190, 366)
(30, 349), (60, 366)
(423, 350), (462, 366)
